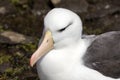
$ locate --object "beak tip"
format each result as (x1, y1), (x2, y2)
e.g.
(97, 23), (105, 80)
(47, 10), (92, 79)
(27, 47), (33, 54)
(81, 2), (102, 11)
(30, 61), (32, 67)
(30, 57), (34, 67)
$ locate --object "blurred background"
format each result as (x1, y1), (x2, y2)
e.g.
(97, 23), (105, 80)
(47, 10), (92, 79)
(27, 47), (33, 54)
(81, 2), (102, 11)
(0, 0), (119, 80)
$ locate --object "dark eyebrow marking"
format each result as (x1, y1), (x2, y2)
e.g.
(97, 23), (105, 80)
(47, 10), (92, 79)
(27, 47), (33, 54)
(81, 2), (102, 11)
(58, 22), (73, 32)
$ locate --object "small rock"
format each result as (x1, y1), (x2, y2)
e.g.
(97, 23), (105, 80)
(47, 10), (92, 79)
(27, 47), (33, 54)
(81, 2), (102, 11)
(50, 0), (89, 13)
(18, 0), (28, 4)
(33, 0), (50, 12)
(0, 7), (6, 14)
(51, 0), (61, 5)
(0, 31), (34, 44)
(32, 10), (42, 16)
(105, 5), (110, 9)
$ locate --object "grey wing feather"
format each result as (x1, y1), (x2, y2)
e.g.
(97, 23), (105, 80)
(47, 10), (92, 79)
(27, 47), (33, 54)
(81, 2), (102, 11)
(83, 31), (120, 78)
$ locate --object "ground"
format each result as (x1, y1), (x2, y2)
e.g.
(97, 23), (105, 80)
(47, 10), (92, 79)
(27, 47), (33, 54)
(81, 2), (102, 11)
(0, 0), (120, 80)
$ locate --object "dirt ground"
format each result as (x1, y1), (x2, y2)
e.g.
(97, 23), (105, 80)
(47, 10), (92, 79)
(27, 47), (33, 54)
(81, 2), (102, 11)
(0, 0), (120, 80)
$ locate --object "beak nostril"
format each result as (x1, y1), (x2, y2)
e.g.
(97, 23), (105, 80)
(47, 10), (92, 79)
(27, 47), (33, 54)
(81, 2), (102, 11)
(47, 40), (49, 42)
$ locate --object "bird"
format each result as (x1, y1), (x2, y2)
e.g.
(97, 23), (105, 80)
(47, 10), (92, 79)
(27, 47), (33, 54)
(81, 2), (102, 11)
(30, 8), (120, 80)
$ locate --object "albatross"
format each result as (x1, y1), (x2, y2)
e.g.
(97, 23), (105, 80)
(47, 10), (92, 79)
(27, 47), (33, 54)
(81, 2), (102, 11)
(30, 8), (120, 80)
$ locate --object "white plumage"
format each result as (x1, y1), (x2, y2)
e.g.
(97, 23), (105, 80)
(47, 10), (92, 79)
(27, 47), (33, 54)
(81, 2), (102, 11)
(30, 8), (120, 80)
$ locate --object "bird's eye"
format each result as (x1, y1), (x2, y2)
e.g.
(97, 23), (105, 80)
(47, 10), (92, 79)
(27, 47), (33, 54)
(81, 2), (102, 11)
(58, 27), (67, 32)
(58, 22), (73, 32)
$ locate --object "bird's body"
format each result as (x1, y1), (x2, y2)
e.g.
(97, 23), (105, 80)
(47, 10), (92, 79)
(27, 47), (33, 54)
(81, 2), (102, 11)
(36, 33), (120, 80)
(37, 38), (89, 80)
(30, 8), (120, 80)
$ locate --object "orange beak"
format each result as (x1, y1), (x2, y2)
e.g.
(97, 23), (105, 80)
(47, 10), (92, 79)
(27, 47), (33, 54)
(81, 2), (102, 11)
(30, 31), (54, 67)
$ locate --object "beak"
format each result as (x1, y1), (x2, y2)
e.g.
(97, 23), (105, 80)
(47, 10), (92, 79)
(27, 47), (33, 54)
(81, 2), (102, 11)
(30, 31), (54, 67)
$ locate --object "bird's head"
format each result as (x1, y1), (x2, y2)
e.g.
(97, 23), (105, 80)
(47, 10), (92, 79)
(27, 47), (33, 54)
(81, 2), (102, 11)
(30, 8), (83, 67)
